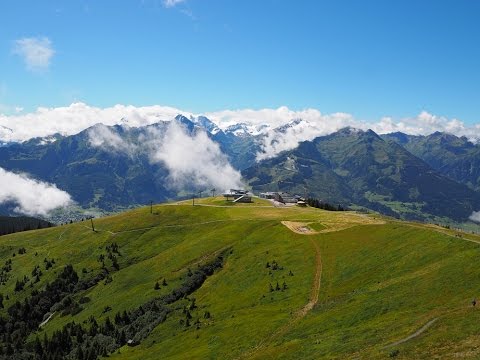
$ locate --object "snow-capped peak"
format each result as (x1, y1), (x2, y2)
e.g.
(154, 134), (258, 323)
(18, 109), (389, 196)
(273, 118), (306, 133)
(192, 115), (222, 135)
(224, 122), (271, 137)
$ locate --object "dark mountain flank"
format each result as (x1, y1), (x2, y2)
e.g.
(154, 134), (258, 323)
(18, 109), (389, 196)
(244, 128), (480, 221)
(384, 131), (480, 192)
(0, 126), (173, 211)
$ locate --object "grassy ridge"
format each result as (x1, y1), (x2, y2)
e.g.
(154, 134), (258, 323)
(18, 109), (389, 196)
(1, 199), (480, 359)
(268, 224), (480, 359)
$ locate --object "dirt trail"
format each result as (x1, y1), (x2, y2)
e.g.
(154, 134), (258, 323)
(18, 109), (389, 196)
(58, 228), (68, 240)
(381, 305), (471, 351)
(236, 236), (322, 359)
(237, 216), (383, 359)
(384, 317), (438, 348)
(301, 238), (322, 315)
(80, 224), (115, 234)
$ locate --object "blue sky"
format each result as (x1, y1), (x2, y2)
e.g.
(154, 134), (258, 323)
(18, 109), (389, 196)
(1, 0), (480, 123)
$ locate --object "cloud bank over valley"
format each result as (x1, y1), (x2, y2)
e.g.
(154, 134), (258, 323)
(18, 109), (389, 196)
(3, 102), (480, 161)
(2, 103), (480, 143)
(0, 167), (73, 216)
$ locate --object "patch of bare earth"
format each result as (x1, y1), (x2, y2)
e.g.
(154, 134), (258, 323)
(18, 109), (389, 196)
(281, 221), (317, 235)
(282, 213), (385, 236)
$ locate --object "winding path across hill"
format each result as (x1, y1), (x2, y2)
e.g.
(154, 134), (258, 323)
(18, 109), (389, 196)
(383, 318), (439, 349)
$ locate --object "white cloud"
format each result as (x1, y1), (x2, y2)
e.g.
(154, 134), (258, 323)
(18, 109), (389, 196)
(0, 167), (73, 216)
(0, 102), (189, 142)
(253, 112), (360, 160)
(87, 124), (138, 157)
(163, 0), (185, 8)
(470, 211), (480, 223)
(13, 36), (55, 71)
(148, 121), (243, 191)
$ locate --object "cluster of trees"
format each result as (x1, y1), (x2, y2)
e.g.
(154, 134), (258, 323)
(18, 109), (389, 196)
(27, 317), (127, 360)
(31, 265), (43, 284)
(0, 265), (79, 355)
(265, 258), (292, 293)
(154, 278), (167, 290)
(14, 275), (30, 292)
(76, 268), (110, 291)
(266, 260), (283, 271)
(0, 216), (53, 236)
(0, 259), (12, 285)
(0, 263), (117, 359)
(0, 249), (230, 359)
(306, 198), (347, 211)
(98, 242), (121, 271)
(44, 257), (56, 271)
(179, 298), (196, 328)
(161, 250), (228, 305)
(4, 249), (31, 290)
(269, 281), (288, 292)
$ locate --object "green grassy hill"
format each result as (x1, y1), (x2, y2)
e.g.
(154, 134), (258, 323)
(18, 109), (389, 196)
(1, 197), (480, 359)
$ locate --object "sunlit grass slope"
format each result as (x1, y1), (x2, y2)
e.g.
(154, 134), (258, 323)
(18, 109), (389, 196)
(1, 199), (480, 359)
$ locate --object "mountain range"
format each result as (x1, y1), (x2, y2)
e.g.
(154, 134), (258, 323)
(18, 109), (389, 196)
(244, 128), (480, 222)
(1, 115), (480, 223)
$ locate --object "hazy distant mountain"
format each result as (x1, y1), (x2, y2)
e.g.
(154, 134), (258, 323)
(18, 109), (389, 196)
(383, 131), (480, 191)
